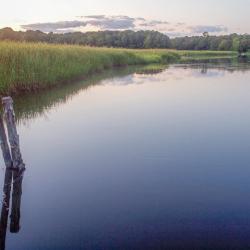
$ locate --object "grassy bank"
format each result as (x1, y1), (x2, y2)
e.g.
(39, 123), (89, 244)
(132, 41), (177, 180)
(0, 41), (237, 95)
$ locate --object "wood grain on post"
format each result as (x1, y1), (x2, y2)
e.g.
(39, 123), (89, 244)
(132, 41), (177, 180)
(2, 97), (25, 171)
(0, 116), (12, 170)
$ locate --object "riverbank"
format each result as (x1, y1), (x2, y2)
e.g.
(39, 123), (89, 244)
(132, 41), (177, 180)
(0, 41), (237, 95)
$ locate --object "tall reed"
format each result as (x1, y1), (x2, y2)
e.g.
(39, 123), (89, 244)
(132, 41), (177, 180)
(0, 41), (236, 94)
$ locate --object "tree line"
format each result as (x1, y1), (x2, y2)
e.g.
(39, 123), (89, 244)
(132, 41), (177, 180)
(0, 27), (249, 52)
(172, 33), (250, 53)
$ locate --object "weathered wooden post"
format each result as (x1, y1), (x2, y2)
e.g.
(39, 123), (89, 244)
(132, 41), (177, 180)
(0, 116), (12, 170)
(2, 97), (25, 171)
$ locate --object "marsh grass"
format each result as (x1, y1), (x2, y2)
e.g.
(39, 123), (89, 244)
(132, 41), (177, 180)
(0, 41), (236, 94)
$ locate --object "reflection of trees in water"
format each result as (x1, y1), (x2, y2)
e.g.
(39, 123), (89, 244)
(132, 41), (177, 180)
(14, 59), (250, 125)
(135, 64), (168, 75)
(13, 66), (154, 124)
(176, 58), (250, 75)
(201, 65), (208, 74)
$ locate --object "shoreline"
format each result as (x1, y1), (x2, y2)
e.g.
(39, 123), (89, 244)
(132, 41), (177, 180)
(0, 41), (238, 95)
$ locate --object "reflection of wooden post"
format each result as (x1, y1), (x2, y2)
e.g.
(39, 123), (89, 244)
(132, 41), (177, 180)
(10, 170), (24, 233)
(2, 97), (25, 171)
(0, 115), (13, 250)
(0, 169), (13, 250)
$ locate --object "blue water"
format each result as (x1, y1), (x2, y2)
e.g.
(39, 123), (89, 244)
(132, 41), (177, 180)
(1, 62), (250, 249)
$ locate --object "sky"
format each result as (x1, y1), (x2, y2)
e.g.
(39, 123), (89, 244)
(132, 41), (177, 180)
(0, 0), (249, 37)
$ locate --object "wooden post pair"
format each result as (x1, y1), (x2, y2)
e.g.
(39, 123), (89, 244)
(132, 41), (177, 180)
(0, 97), (25, 250)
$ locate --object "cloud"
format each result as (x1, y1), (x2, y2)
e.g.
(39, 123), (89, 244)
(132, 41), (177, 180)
(21, 15), (229, 37)
(166, 32), (187, 37)
(136, 17), (146, 21)
(83, 15), (106, 19)
(87, 16), (136, 30)
(190, 25), (228, 33)
(22, 20), (87, 32)
(139, 20), (169, 27)
(176, 22), (185, 26)
(22, 16), (136, 32)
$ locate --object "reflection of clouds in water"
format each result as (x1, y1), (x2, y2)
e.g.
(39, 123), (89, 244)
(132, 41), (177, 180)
(191, 69), (225, 78)
(101, 72), (172, 86)
(100, 75), (137, 86)
(101, 65), (228, 86)
(15, 62), (250, 127)
(163, 65), (228, 79)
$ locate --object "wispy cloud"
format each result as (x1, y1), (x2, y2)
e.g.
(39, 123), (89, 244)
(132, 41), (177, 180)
(22, 21), (88, 33)
(21, 15), (229, 37)
(87, 16), (136, 30)
(139, 20), (169, 27)
(83, 15), (106, 19)
(189, 25), (228, 34)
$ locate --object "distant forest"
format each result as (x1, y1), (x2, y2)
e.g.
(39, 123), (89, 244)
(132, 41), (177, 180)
(0, 27), (249, 52)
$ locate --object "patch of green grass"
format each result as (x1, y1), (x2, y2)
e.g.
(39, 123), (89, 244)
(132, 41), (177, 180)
(0, 42), (237, 95)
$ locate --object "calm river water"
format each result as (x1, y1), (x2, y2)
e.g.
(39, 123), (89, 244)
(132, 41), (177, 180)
(1, 59), (250, 249)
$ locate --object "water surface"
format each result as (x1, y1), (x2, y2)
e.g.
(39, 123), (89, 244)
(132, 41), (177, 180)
(1, 60), (250, 249)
